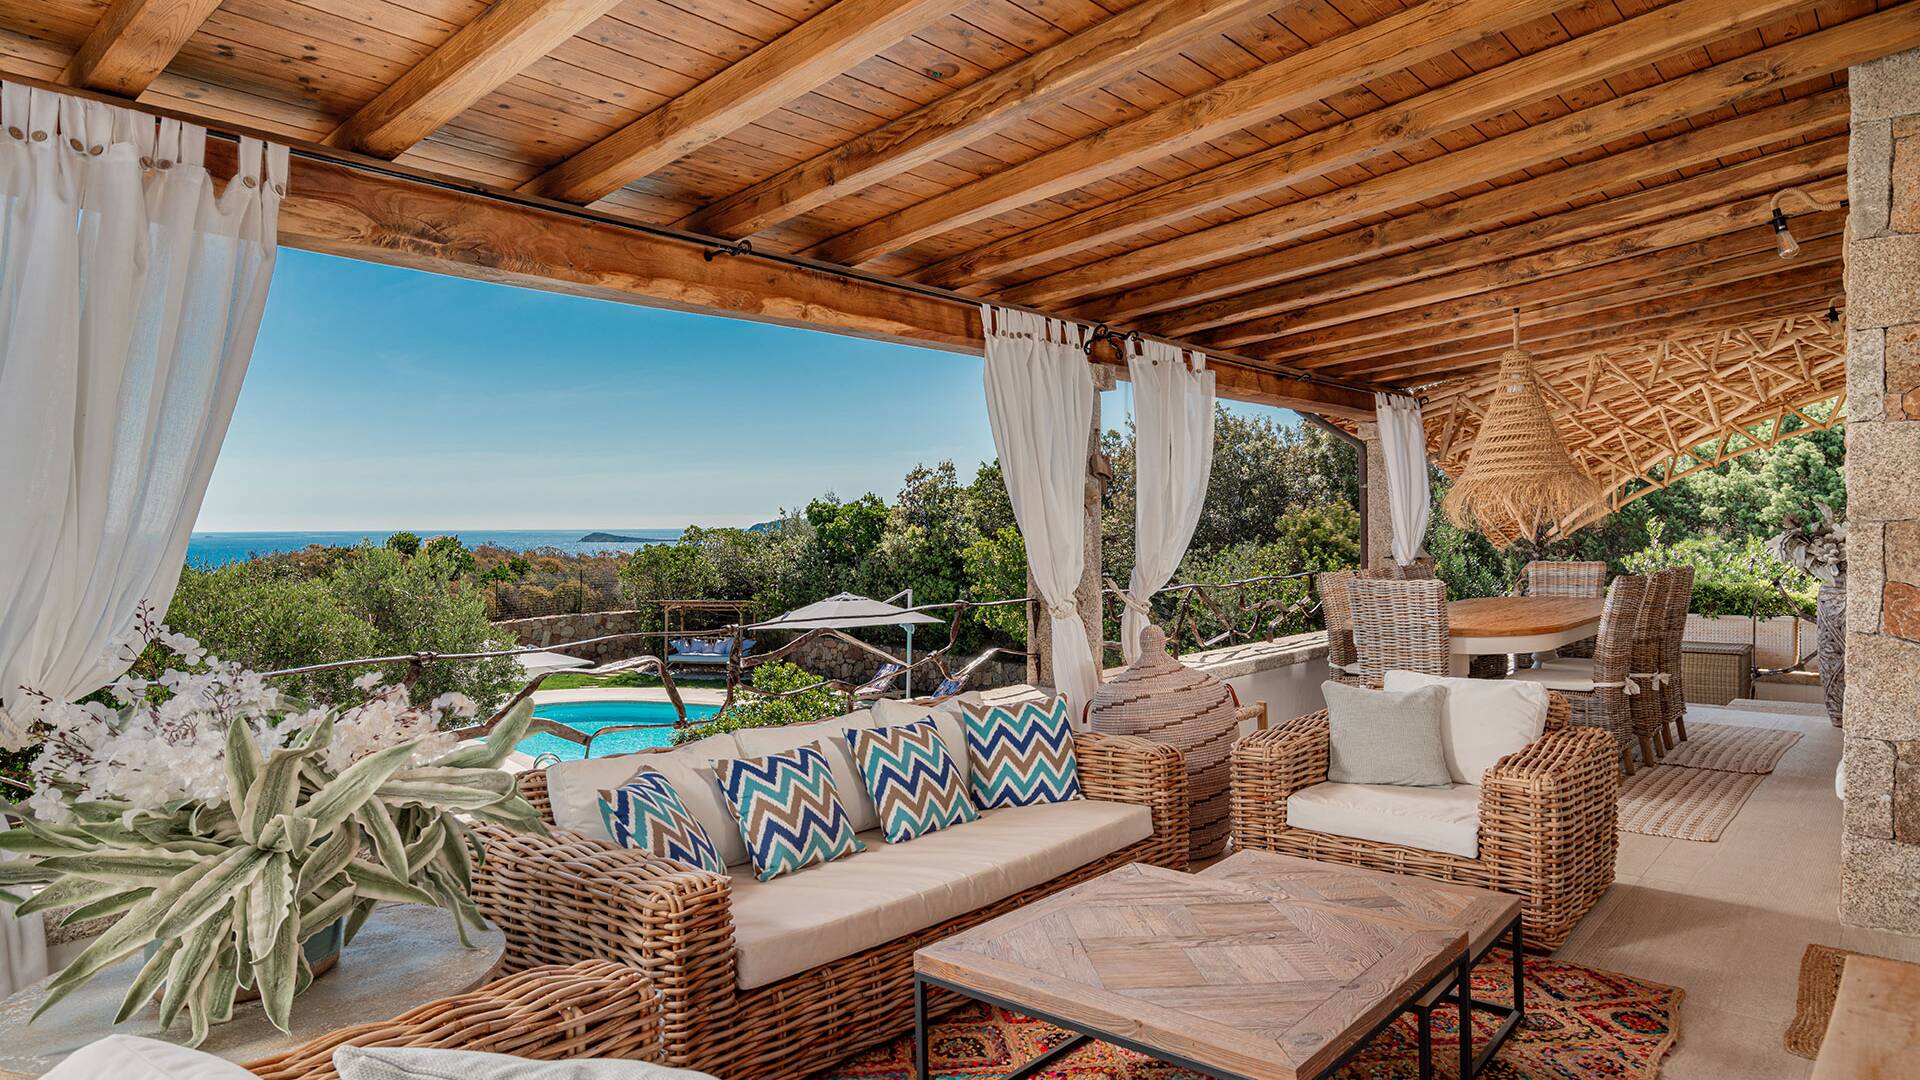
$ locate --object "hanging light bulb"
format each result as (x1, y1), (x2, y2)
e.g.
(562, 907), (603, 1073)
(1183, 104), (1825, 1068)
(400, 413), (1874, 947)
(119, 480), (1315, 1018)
(1772, 208), (1800, 259)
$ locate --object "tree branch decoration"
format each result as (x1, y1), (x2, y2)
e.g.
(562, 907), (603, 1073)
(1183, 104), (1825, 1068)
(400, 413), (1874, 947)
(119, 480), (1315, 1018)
(0, 619), (547, 1045)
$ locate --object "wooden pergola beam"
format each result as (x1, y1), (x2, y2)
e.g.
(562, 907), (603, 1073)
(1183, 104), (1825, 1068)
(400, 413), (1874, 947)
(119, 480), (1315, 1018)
(921, 0), (1830, 292)
(522, 0), (956, 205)
(60, 0), (222, 96)
(680, 0), (1277, 239)
(806, 0), (1572, 267)
(325, 0), (627, 159)
(1219, 180), (1846, 355)
(209, 143), (1373, 418)
(1012, 7), (1918, 316)
(1168, 137), (1845, 349)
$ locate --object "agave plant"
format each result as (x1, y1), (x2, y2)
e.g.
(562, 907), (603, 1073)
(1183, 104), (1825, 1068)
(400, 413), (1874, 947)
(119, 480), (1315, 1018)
(0, 672), (544, 1045)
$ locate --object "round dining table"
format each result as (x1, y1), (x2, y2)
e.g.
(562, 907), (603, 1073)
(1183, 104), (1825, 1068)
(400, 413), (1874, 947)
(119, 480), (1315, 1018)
(1445, 596), (1606, 676)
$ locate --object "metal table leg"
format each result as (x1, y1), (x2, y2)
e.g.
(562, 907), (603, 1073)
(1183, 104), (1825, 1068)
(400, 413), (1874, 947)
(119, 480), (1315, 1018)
(913, 974), (929, 1080)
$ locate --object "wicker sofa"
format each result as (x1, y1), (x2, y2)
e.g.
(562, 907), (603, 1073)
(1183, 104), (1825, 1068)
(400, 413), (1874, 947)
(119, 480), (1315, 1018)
(468, 707), (1188, 1080)
(1230, 691), (1618, 950)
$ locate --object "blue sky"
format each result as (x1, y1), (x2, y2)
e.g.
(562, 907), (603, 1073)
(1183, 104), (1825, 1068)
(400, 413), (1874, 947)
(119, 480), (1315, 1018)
(196, 250), (1291, 531)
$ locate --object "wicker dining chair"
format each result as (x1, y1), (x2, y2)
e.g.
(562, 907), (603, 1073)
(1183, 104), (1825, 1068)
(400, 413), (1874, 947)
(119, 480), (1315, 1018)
(1368, 557), (1438, 580)
(1348, 577), (1452, 683)
(1314, 570), (1364, 685)
(1517, 560), (1609, 663)
(1509, 573), (1649, 776)
(1629, 570), (1674, 763)
(1658, 565), (1697, 747)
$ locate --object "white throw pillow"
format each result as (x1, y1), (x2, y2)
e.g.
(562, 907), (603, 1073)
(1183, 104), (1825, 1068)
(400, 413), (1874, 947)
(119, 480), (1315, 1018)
(334, 1045), (718, 1080)
(1381, 671), (1549, 784)
(546, 733), (748, 866)
(44, 1036), (257, 1080)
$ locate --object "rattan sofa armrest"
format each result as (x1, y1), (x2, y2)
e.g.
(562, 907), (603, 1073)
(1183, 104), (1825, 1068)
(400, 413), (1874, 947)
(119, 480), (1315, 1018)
(1229, 711), (1331, 849)
(1477, 725), (1620, 906)
(1074, 731), (1189, 863)
(470, 822), (739, 1062)
(244, 960), (663, 1080)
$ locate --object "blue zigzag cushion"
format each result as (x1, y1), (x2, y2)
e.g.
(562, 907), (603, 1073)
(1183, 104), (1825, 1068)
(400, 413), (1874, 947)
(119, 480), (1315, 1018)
(597, 768), (726, 874)
(847, 719), (978, 844)
(961, 696), (1083, 810)
(713, 745), (866, 881)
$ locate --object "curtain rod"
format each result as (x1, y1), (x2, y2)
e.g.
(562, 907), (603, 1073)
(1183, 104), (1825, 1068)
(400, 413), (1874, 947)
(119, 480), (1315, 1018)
(2, 71), (1385, 399)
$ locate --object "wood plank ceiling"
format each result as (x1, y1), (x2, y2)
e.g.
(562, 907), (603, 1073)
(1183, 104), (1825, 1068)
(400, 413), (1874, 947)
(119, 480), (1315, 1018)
(2, 0), (1910, 513)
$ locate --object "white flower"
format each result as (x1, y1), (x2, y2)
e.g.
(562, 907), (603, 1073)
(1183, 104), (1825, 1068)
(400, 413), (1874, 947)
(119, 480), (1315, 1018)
(429, 692), (477, 719)
(352, 670), (385, 691)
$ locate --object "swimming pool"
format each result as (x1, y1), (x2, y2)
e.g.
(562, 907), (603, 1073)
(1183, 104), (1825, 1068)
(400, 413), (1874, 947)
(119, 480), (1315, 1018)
(517, 699), (722, 761)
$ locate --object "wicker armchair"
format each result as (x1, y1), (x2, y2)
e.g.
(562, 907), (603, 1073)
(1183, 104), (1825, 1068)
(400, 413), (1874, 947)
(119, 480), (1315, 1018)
(468, 732), (1188, 1080)
(1348, 577), (1451, 683)
(245, 961), (665, 1080)
(1230, 692), (1619, 950)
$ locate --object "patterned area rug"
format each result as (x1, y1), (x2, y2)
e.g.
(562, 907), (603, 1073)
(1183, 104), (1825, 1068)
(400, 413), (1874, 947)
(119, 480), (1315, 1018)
(1660, 722), (1802, 774)
(817, 950), (1681, 1080)
(1617, 765), (1765, 841)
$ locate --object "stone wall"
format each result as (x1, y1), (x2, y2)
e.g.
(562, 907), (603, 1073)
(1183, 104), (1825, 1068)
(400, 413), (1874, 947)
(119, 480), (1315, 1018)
(491, 610), (651, 666)
(1840, 46), (1920, 934)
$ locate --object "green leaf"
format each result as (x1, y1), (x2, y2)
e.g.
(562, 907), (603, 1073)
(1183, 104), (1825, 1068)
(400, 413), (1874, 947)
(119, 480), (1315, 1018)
(388, 767), (515, 795)
(34, 856), (224, 1019)
(434, 696), (534, 771)
(404, 818), (446, 876)
(357, 799), (409, 883)
(297, 821), (359, 899)
(0, 863), (55, 887)
(148, 846), (272, 943)
(158, 913), (228, 1029)
(344, 897), (376, 945)
(299, 883), (355, 939)
(373, 780), (509, 811)
(115, 939), (178, 1023)
(297, 741), (421, 836)
(343, 858), (435, 905)
(205, 944), (240, 1026)
(246, 852), (293, 962)
(0, 819), (90, 855)
(224, 719), (262, 839)
(245, 738), (323, 848)
(38, 849), (205, 882)
(255, 893), (298, 1033)
(16, 875), (130, 917)
(62, 886), (155, 925)
(437, 819), (475, 894)
(462, 794), (550, 836)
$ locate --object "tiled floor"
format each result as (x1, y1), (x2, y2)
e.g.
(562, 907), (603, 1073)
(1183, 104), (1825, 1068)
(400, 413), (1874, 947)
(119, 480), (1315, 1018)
(1553, 702), (1918, 1078)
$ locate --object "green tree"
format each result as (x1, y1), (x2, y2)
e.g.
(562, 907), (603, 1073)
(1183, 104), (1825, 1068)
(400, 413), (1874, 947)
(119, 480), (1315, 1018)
(164, 562), (379, 703)
(325, 543), (521, 707)
(384, 531), (421, 557)
(962, 525), (1029, 644)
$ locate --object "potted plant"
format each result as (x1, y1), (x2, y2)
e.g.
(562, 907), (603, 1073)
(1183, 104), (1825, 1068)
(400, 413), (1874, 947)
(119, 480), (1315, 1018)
(0, 618), (546, 1044)
(1769, 502), (1848, 726)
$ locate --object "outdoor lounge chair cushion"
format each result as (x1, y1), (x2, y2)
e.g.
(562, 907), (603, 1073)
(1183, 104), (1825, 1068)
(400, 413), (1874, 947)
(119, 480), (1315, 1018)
(1321, 680), (1452, 788)
(846, 718), (977, 843)
(1286, 781), (1481, 860)
(714, 746), (867, 881)
(726, 798), (1152, 989)
(43, 1037), (257, 1080)
(546, 733), (751, 867)
(598, 767), (727, 873)
(1381, 670), (1551, 784)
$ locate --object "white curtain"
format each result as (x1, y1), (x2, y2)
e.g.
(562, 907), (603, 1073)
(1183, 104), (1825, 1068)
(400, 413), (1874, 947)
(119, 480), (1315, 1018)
(980, 306), (1099, 717)
(0, 83), (286, 743)
(1122, 339), (1214, 664)
(1373, 391), (1431, 566)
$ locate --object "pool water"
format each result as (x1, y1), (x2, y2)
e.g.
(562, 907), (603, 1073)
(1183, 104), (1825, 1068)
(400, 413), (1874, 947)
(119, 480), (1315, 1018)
(517, 699), (721, 761)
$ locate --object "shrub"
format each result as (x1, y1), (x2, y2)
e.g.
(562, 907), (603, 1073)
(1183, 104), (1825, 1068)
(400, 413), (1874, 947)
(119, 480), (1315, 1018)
(164, 562), (379, 703)
(385, 531), (421, 557)
(1620, 531), (1816, 619)
(671, 661), (845, 744)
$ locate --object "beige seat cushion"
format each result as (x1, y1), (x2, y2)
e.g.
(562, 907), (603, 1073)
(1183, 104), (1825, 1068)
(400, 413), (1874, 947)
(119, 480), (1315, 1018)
(1506, 663), (1599, 693)
(545, 732), (749, 866)
(1286, 781), (1481, 860)
(727, 799), (1151, 989)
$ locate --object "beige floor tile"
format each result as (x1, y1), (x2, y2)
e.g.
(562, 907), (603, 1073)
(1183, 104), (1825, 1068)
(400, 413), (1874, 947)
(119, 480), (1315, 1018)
(1661, 1004), (1814, 1080)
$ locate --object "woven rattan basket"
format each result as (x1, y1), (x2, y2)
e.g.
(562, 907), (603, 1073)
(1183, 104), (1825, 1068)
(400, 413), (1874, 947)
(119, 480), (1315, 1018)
(1088, 624), (1239, 860)
(1681, 640), (1753, 705)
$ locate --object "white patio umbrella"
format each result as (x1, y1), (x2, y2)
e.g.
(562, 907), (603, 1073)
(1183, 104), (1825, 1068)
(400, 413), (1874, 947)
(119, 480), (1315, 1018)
(748, 591), (943, 695)
(514, 650), (593, 677)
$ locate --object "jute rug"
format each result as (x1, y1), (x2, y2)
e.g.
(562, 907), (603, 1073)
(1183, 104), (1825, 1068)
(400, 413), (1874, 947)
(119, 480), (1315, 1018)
(1661, 722), (1802, 774)
(1784, 944), (1859, 1059)
(1618, 765), (1765, 841)
(817, 950), (1683, 1080)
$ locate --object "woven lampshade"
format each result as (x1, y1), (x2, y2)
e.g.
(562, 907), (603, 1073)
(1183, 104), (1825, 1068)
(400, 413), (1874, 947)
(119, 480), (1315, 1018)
(1445, 316), (1602, 547)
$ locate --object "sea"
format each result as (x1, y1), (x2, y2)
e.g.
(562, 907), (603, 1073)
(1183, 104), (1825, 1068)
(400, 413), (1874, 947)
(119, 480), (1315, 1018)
(184, 529), (683, 567)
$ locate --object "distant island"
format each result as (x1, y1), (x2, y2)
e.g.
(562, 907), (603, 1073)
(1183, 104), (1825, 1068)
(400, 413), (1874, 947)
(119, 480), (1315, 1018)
(579, 531), (664, 543)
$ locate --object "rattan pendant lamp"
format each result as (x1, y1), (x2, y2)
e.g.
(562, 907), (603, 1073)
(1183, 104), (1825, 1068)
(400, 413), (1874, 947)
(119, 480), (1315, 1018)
(1444, 310), (1602, 547)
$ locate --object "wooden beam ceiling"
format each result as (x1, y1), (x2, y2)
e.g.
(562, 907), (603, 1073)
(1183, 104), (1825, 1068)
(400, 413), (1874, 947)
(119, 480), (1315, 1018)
(679, 0), (1280, 239)
(60, 0), (221, 96)
(807, 0), (1574, 267)
(324, 0), (627, 159)
(520, 0), (958, 205)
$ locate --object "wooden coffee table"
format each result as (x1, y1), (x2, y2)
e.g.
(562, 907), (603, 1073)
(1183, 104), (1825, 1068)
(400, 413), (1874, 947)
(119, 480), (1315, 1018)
(1199, 851), (1525, 1078)
(913, 863), (1474, 1080)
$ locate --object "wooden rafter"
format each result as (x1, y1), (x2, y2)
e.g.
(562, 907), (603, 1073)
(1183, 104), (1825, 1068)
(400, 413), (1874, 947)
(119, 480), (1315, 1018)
(60, 0), (221, 96)
(521, 0), (957, 205)
(324, 0), (628, 159)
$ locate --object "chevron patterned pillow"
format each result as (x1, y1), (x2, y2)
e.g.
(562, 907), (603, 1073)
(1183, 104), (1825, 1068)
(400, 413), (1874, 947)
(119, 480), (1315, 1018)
(961, 696), (1083, 810)
(713, 745), (866, 881)
(597, 768), (727, 874)
(847, 719), (978, 844)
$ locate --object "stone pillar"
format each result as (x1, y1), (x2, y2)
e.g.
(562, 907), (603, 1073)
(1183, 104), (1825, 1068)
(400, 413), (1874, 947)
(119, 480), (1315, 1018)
(1840, 46), (1920, 934)
(1027, 367), (1113, 690)
(1356, 421), (1394, 568)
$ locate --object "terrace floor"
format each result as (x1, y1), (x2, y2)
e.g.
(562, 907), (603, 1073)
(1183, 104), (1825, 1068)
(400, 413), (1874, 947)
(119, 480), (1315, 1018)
(1554, 701), (1916, 1078)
